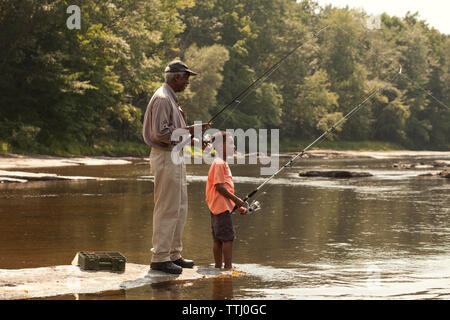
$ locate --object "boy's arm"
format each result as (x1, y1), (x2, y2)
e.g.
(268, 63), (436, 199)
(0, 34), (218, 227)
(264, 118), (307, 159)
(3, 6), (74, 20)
(215, 183), (246, 208)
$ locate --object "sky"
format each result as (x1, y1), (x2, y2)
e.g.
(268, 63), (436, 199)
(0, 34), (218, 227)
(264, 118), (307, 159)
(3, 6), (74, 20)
(314, 0), (450, 34)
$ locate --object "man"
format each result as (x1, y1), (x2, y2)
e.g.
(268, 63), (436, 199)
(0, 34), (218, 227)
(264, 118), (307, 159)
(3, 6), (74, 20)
(142, 60), (208, 274)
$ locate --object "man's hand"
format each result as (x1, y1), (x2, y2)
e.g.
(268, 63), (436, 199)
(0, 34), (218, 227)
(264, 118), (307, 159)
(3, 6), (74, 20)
(188, 122), (211, 136)
(189, 136), (212, 150)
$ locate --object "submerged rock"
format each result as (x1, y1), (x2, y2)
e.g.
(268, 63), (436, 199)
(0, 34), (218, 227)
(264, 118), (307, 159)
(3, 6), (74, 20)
(0, 177), (28, 183)
(439, 169), (450, 178)
(417, 169), (449, 178)
(299, 170), (373, 178)
(433, 160), (450, 168)
(417, 173), (436, 177)
(393, 161), (449, 169)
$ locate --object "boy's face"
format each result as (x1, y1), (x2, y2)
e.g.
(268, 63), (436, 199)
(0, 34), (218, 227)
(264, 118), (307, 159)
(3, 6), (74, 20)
(216, 135), (235, 159)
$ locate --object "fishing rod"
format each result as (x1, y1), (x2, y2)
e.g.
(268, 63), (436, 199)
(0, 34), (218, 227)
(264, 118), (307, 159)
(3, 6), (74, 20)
(234, 63), (404, 214)
(208, 25), (331, 124)
(176, 25), (331, 150)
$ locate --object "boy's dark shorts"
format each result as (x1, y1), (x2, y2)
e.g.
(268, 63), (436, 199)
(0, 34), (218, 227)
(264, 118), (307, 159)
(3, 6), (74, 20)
(210, 210), (235, 241)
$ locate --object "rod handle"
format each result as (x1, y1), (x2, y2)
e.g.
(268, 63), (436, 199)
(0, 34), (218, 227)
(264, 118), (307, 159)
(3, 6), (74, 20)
(231, 189), (258, 213)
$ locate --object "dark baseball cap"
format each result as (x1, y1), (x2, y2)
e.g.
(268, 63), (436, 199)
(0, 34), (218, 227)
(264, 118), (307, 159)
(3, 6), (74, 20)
(164, 60), (198, 75)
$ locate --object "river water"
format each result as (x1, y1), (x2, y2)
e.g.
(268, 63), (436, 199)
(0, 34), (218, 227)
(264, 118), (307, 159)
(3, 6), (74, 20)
(0, 154), (449, 299)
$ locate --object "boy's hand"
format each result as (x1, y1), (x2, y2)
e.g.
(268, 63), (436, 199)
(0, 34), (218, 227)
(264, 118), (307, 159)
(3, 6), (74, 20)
(202, 140), (211, 151)
(236, 207), (248, 215)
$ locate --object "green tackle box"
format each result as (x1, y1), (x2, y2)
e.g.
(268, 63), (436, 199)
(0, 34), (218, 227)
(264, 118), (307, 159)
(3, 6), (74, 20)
(78, 251), (126, 272)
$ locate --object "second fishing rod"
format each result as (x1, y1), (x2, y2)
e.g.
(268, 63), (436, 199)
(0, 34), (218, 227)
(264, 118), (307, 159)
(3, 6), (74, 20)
(232, 63), (404, 214)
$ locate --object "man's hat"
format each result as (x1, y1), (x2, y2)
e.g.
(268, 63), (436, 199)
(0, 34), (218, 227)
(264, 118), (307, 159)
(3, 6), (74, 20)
(165, 60), (198, 75)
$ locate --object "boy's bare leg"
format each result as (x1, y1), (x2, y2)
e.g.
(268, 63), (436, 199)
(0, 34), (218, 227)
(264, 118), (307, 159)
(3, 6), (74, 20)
(213, 240), (223, 268)
(222, 240), (233, 269)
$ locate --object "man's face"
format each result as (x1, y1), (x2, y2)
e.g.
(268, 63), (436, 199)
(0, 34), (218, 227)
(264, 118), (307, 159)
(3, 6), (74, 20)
(172, 72), (190, 92)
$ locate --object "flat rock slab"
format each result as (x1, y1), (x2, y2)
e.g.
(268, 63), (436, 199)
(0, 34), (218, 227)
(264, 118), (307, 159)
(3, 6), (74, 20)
(432, 160), (450, 167)
(0, 170), (99, 183)
(299, 170), (373, 178)
(0, 264), (238, 300)
(0, 155), (132, 170)
(0, 177), (28, 183)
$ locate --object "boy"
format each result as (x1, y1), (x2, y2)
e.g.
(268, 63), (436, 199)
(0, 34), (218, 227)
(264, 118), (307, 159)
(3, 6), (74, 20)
(205, 131), (248, 269)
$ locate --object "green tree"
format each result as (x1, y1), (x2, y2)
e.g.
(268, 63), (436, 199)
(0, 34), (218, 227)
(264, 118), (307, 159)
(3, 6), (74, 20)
(289, 70), (339, 138)
(179, 44), (230, 123)
(319, 9), (373, 140)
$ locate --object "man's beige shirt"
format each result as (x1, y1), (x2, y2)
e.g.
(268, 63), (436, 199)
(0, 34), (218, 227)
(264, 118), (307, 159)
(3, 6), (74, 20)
(142, 83), (188, 151)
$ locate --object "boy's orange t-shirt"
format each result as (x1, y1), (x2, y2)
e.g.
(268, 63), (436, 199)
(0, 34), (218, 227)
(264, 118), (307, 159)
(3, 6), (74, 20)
(206, 157), (235, 215)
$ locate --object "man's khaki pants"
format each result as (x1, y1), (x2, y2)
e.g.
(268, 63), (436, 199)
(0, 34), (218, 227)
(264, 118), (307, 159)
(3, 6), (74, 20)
(149, 147), (187, 263)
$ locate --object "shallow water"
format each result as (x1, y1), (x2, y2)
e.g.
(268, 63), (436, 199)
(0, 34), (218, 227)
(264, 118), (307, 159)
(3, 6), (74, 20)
(0, 155), (449, 299)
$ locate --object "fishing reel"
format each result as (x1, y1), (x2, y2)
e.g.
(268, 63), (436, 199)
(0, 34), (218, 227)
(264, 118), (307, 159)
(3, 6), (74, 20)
(201, 133), (213, 151)
(203, 132), (212, 144)
(247, 200), (261, 214)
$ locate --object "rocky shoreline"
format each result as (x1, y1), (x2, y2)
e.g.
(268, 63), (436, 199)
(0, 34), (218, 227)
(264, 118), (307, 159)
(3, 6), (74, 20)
(1, 150), (449, 183)
(0, 154), (133, 170)
(0, 155), (133, 184)
(0, 169), (106, 184)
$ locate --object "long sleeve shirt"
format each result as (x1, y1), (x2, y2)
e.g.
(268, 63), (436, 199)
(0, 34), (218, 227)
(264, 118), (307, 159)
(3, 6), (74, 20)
(142, 83), (188, 151)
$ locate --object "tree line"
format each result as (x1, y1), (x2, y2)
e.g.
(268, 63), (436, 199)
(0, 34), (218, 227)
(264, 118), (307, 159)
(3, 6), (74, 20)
(0, 0), (448, 155)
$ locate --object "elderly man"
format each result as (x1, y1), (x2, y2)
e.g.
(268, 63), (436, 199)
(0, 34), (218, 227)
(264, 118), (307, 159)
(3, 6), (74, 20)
(142, 60), (208, 274)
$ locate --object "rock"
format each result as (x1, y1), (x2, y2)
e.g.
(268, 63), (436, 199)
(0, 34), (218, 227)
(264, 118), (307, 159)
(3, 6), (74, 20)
(0, 177), (28, 183)
(299, 170), (373, 178)
(417, 168), (450, 178)
(417, 173), (436, 177)
(0, 263), (240, 300)
(0, 170), (67, 181)
(393, 162), (413, 169)
(0, 155), (132, 170)
(0, 170), (98, 183)
(393, 162), (440, 169)
(414, 164), (434, 169)
(433, 160), (450, 168)
(439, 169), (450, 178)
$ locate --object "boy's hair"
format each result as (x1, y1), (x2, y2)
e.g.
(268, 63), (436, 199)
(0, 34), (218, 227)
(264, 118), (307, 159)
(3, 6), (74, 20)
(211, 131), (233, 148)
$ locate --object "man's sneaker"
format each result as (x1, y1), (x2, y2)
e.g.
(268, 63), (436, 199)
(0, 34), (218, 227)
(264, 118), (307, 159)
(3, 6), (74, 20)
(150, 261), (182, 274)
(172, 258), (194, 268)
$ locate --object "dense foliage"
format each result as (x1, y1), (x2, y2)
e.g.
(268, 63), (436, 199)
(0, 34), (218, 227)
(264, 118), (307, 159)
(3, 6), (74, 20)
(0, 0), (448, 155)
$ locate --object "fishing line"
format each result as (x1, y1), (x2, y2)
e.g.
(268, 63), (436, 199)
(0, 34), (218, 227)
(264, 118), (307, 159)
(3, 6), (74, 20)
(332, 23), (449, 110)
(235, 62), (403, 214)
(179, 25), (331, 149)
(235, 22), (445, 213)
(208, 25), (331, 126)
(397, 72), (449, 110)
(212, 62), (285, 129)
